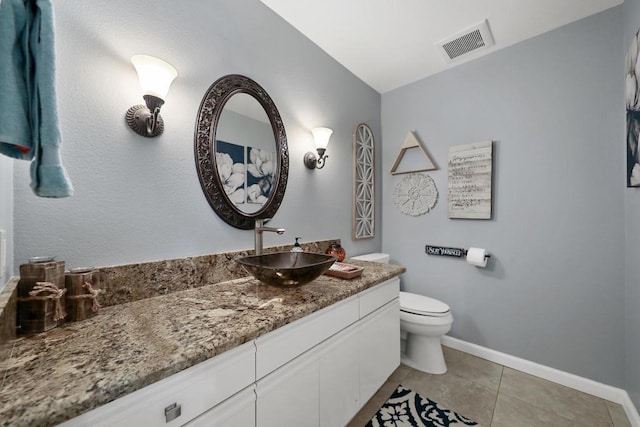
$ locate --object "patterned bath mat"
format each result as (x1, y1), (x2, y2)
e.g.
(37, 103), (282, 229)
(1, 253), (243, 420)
(366, 385), (479, 427)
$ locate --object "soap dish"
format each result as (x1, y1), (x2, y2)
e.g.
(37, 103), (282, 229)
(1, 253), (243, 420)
(324, 262), (364, 279)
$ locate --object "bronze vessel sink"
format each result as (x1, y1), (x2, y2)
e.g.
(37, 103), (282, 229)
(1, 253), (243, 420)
(236, 252), (337, 287)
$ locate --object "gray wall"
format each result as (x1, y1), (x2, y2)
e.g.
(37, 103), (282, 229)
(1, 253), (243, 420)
(0, 156), (13, 287)
(381, 7), (626, 387)
(7, 0), (637, 399)
(11, 0), (382, 271)
(624, 0), (640, 409)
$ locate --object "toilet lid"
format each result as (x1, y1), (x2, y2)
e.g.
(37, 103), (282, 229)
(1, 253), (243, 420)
(400, 291), (450, 315)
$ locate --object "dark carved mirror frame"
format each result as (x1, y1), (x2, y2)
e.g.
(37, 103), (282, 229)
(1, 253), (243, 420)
(194, 74), (289, 230)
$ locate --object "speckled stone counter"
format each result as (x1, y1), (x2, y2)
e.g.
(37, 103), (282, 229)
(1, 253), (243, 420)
(0, 259), (405, 427)
(0, 240), (336, 344)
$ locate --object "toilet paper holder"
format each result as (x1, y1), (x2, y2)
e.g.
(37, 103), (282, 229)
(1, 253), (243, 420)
(425, 245), (491, 259)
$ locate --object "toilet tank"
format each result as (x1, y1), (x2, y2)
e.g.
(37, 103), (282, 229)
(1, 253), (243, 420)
(351, 253), (390, 264)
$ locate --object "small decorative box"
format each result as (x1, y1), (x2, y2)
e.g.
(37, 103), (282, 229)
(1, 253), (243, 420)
(17, 298), (59, 334)
(17, 282), (67, 334)
(65, 268), (102, 322)
(66, 296), (99, 322)
(324, 262), (364, 279)
(19, 258), (65, 297)
(18, 257), (67, 333)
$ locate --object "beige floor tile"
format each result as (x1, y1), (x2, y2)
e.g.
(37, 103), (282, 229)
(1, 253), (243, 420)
(347, 365), (412, 426)
(347, 353), (633, 427)
(499, 367), (612, 426)
(606, 401), (632, 427)
(443, 346), (504, 391)
(492, 392), (582, 427)
(401, 365), (498, 425)
(346, 379), (401, 426)
(387, 363), (412, 385)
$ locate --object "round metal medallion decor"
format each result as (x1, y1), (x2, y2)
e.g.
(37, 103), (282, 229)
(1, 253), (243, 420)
(392, 173), (438, 216)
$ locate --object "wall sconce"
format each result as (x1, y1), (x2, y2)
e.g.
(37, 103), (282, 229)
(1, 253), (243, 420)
(304, 127), (333, 169)
(126, 55), (177, 138)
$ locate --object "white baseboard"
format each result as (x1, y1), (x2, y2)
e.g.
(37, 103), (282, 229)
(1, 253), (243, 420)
(442, 336), (640, 427)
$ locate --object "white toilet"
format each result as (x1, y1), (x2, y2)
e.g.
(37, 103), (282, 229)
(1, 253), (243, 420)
(399, 291), (453, 374)
(351, 253), (454, 375)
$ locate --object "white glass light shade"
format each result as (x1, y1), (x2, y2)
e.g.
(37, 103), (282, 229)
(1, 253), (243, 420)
(311, 127), (333, 150)
(131, 55), (178, 99)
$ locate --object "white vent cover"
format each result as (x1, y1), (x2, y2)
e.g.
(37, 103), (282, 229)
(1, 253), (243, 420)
(436, 20), (495, 62)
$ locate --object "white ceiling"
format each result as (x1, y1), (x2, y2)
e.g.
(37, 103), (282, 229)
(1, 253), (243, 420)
(260, 0), (622, 93)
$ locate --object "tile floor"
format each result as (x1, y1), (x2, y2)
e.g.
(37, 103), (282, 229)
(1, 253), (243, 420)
(348, 346), (632, 427)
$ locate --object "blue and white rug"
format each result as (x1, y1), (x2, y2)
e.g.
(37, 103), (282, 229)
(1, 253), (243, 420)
(366, 385), (479, 427)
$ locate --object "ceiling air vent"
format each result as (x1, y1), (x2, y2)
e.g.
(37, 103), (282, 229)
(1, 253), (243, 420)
(436, 19), (495, 62)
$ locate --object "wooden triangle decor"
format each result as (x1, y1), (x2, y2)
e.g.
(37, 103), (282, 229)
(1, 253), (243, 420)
(390, 131), (437, 175)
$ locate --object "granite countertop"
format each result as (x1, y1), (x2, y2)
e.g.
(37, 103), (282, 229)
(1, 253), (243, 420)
(0, 260), (405, 427)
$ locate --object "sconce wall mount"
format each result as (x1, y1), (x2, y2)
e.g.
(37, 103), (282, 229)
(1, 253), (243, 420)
(303, 148), (326, 169)
(126, 95), (165, 137)
(304, 127), (333, 169)
(126, 55), (177, 138)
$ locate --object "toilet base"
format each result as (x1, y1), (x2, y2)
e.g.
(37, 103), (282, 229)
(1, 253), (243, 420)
(401, 334), (447, 374)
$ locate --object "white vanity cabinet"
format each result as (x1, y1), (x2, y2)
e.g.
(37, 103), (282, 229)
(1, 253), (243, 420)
(59, 277), (400, 427)
(255, 295), (360, 379)
(358, 277), (402, 403)
(255, 277), (400, 427)
(318, 322), (361, 427)
(59, 341), (256, 427)
(255, 312), (362, 427)
(358, 299), (401, 403)
(256, 346), (321, 427)
(255, 295), (360, 427)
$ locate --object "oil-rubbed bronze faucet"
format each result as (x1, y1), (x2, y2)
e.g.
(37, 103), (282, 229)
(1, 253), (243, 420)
(254, 219), (285, 255)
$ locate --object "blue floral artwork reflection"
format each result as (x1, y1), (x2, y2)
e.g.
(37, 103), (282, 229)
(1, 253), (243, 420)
(246, 147), (275, 204)
(216, 140), (245, 205)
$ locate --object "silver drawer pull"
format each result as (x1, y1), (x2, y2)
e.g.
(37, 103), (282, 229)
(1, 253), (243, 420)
(164, 403), (182, 423)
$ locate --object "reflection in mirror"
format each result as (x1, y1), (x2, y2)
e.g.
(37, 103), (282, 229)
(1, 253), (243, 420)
(216, 94), (274, 214)
(194, 74), (288, 230)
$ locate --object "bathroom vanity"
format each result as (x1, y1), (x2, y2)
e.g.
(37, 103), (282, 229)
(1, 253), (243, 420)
(0, 259), (404, 426)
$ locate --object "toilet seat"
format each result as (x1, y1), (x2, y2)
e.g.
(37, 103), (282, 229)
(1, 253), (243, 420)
(400, 291), (450, 317)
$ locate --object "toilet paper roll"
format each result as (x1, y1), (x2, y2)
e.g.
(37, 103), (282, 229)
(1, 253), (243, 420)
(466, 247), (488, 268)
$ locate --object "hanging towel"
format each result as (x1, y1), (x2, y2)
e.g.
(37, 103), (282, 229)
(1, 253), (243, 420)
(0, 0), (73, 197)
(28, 0), (73, 197)
(0, 0), (32, 159)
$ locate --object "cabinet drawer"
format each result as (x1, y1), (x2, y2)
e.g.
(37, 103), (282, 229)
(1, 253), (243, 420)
(60, 341), (255, 427)
(183, 385), (255, 427)
(256, 295), (358, 379)
(359, 277), (400, 318)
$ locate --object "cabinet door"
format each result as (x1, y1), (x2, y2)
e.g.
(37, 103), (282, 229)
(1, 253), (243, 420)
(359, 299), (400, 403)
(182, 385), (255, 427)
(319, 324), (360, 427)
(256, 350), (319, 427)
(255, 296), (358, 380)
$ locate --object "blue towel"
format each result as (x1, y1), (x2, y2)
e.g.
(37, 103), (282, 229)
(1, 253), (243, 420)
(0, 0), (73, 198)
(0, 0), (32, 159)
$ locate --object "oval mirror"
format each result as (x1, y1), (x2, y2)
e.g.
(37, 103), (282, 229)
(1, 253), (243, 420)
(195, 75), (289, 229)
